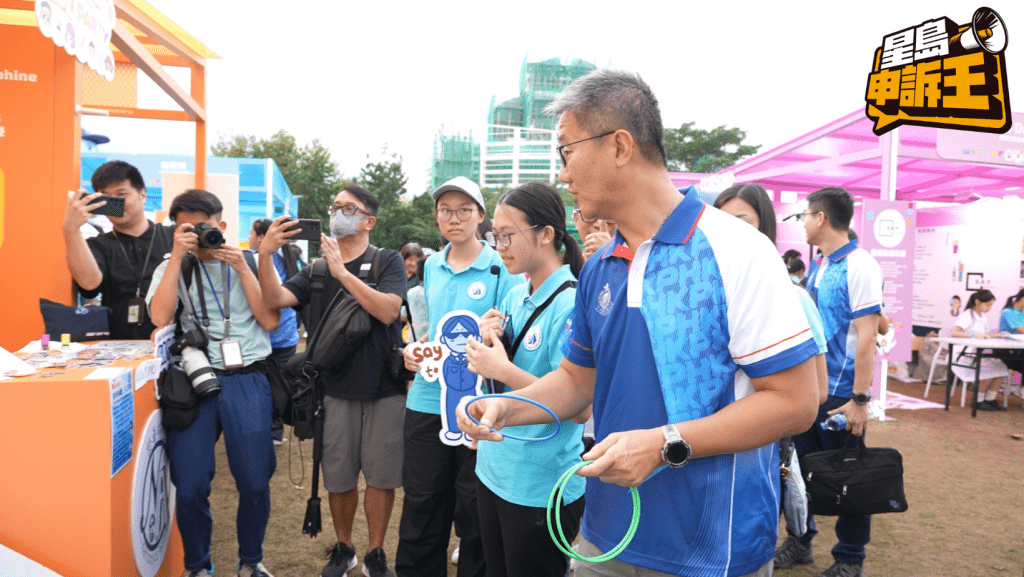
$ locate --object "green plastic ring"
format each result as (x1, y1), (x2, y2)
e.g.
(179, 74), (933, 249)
(546, 460), (641, 563)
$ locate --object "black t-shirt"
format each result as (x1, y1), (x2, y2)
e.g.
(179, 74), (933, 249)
(80, 222), (175, 340)
(283, 245), (408, 400)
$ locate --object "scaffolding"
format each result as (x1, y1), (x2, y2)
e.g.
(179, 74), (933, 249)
(430, 131), (480, 191)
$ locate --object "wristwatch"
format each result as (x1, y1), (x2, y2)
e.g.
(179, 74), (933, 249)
(660, 424), (691, 468)
(852, 392), (871, 405)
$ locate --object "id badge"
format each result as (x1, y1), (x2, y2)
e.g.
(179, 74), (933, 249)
(221, 338), (244, 369)
(126, 297), (146, 326)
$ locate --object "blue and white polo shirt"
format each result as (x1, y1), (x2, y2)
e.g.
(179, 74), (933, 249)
(561, 186), (817, 577)
(806, 240), (883, 398)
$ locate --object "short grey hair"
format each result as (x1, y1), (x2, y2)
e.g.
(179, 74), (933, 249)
(545, 69), (667, 168)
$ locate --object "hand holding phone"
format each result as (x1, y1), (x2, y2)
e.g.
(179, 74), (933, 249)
(285, 218), (321, 241)
(80, 191), (125, 217)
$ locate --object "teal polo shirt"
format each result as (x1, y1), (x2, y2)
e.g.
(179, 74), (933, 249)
(476, 265), (584, 508)
(406, 241), (518, 414)
(1000, 307), (1024, 334)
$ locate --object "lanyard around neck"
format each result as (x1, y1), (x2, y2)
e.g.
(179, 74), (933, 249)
(199, 260), (231, 339)
(112, 223), (159, 297)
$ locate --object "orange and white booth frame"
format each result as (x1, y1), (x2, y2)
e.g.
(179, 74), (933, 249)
(0, 2), (217, 575)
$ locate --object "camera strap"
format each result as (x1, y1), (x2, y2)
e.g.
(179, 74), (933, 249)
(177, 256), (210, 342)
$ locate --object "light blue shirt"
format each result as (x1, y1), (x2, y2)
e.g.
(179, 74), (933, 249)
(796, 284), (828, 355)
(1000, 307), (1024, 334)
(476, 265), (584, 508)
(406, 241), (518, 414)
(266, 252), (299, 349)
(146, 257), (271, 369)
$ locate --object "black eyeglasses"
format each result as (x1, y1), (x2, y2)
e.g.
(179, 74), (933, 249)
(493, 225), (537, 247)
(791, 210), (824, 222)
(557, 131), (615, 166)
(435, 207), (476, 222)
(327, 204), (371, 217)
(572, 208), (597, 224)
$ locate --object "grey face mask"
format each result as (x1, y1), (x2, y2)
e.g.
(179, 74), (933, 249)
(330, 211), (364, 238)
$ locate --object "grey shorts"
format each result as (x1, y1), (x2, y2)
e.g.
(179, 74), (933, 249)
(574, 537), (772, 577)
(321, 394), (406, 493)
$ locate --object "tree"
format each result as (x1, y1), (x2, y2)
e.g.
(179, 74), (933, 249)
(358, 149), (438, 250)
(663, 122), (760, 173)
(212, 131), (345, 242)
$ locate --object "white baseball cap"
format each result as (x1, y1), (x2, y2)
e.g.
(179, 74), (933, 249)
(431, 176), (485, 211)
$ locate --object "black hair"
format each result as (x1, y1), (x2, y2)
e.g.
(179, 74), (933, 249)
(251, 218), (272, 237)
(782, 249), (801, 263)
(416, 257), (426, 283)
(805, 186), (854, 231)
(787, 258), (806, 275)
(400, 243), (425, 261)
(439, 234), (449, 249)
(340, 183), (380, 216)
(91, 160), (145, 193)
(848, 229), (858, 242)
(966, 289), (996, 311)
(497, 182), (584, 278)
(169, 189), (223, 221)
(478, 215), (493, 243)
(713, 183), (777, 245)
(1004, 289), (1024, 310)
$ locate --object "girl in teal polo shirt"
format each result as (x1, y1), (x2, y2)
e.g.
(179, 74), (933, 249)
(396, 177), (516, 577)
(464, 182), (587, 577)
(1000, 289), (1024, 334)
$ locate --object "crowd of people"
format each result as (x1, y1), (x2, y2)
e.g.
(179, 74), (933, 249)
(68, 68), (1019, 577)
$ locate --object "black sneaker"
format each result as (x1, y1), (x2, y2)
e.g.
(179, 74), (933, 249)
(322, 542), (357, 577)
(362, 547), (396, 577)
(817, 561), (865, 577)
(774, 535), (814, 569)
(977, 399), (1001, 411)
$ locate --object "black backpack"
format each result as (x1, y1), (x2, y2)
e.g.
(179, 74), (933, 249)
(285, 247), (381, 439)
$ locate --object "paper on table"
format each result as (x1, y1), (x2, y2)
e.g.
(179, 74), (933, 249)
(1007, 334), (1024, 342)
(85, 367), (130, 380)
(134, 358), (161, 390)
(0, 346), (36, 377)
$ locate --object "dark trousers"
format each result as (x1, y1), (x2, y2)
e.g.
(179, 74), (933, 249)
(477, 479), (584, 577)
(268, 346), (295, 441)
(791, 395), (872, 565)
(396, 410), (485, 577)
(166, 371), (276, 571)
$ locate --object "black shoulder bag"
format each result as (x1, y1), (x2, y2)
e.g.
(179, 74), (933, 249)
(287, 248), (378, 440)
(803, 435), (908, 516)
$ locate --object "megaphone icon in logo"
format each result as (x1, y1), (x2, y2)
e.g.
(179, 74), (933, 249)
(950, 7), (1008, 54)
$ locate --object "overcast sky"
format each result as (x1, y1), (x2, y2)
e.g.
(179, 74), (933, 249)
(83, 0), (1024, 194)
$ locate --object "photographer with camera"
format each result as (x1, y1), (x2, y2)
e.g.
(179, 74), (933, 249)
(147, 189), (280, 577)
(259, 184), (407, 577)
(62, 160), (174, 339)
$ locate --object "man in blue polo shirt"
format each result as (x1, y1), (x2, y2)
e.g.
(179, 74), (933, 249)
(458, 69), (820, 577)
(774, 187), (882, 577)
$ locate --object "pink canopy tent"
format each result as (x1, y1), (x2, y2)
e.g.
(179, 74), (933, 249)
(670, 109), (1023, 202)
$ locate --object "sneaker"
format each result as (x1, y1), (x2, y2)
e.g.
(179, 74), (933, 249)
(362, 547), (395, 577)
(451, 546), (459, 565)
(237, 562), (274, 577)
(182, 564), (213, 577)
(989, 399), (1008, 411)
(322, 542), (358, 577)
(774, 535), (814, 569)
(817, 561), (865, 577)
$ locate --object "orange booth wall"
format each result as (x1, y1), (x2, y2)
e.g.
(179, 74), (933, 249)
(0, 25), (80, 351)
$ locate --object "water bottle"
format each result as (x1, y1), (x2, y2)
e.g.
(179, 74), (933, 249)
(820, 413), (847, 431)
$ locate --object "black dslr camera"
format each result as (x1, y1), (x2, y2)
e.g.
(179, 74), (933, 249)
(192, 223), (225, 249)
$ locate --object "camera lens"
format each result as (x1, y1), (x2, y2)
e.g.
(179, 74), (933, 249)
(180, 346), (221, 399)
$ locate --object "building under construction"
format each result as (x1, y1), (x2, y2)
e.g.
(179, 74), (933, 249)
(430, 57), (597, 191)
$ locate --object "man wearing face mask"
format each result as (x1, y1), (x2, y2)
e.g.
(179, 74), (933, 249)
(259, 184), (407, 577)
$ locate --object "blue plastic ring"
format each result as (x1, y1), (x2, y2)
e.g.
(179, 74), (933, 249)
(464, 394), (562, 442)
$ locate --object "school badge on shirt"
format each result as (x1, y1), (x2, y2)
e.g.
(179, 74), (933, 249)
(468, 281), (486, 300)
(523, 325), (542, 351)
(596, 283), (613, 317)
